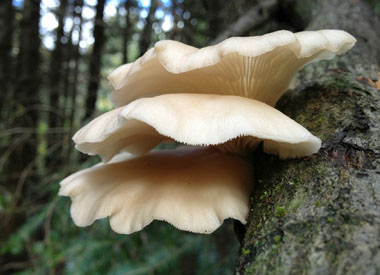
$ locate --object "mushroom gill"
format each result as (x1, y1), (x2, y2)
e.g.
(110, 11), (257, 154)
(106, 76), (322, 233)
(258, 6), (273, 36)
(59, 147), (252, 234)
(109, 30), (356, 107)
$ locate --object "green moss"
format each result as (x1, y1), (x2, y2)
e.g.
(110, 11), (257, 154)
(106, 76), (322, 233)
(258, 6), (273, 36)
(325, 77), (355, 92)
(273, 235), (282, 244)
(275, 206), (286, 218)
(242, 248), (250, 256)
(246, 265), (255, 274)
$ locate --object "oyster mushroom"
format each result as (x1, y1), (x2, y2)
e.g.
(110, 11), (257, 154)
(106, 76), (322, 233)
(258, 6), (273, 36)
(59, 30), (356, 234)
(60, 93), (321, 234)
(109, 30), (356, 107)
(73, 93), (321, 162)
(59, 147), (252, 234)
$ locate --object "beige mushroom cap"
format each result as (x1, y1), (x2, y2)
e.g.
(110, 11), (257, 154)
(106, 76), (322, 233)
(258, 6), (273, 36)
(73, 93), (321, 162)
(109, 30), (356, 107)
(59, 147), (253, 234)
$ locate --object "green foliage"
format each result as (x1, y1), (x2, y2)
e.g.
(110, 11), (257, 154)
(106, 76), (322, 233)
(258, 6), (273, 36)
(2, 206), (48, 256)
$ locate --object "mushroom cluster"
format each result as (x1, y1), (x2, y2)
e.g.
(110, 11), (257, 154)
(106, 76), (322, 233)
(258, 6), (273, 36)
(60, 30), (356, 234)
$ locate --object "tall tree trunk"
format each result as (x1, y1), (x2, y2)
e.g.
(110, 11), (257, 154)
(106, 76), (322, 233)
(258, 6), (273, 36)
(138, 0), (158, 55)
(83, 0), (106, 121)
(168, 0), (180, 40)
(10, 0), (41, 177)
(122, 0), (134, 64)
(201, 0), (223, 40)
(47, 0), (68, 159)
(67, 0), (84, 162)
(1, 0), (41, 256)
(60, 25), (74, 160)
(236, 0), (380, 274)
(0, 0), (14, 121)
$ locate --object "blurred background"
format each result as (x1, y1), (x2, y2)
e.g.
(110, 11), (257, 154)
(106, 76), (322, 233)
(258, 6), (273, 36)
(1, 0), (379, 274)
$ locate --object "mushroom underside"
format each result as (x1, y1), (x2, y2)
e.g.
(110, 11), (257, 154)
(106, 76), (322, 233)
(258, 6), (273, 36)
(109, 30), (356, 107)
(59, 147), (253, 234)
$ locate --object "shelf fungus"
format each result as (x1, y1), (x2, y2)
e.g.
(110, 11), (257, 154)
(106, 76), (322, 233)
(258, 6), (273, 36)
(60, 30), (355, 234)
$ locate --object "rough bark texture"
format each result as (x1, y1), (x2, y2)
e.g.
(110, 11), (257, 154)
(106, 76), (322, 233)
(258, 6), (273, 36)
(236, 0), (380, 274)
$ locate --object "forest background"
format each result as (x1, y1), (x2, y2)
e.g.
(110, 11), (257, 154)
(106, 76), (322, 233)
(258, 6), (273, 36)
(1, 0), (380, 274)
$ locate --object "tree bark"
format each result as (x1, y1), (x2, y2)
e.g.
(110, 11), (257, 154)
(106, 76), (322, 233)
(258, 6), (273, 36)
(236, 0), (380, 274)
(83, 0), (106, 121)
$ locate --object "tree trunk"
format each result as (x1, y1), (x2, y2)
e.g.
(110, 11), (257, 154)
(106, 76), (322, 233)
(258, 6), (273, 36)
(236, 0), (380, 274)
(10, 0), (41, 176)
(67, 0), (84, 162)
(83, 0), (106, 121)
(169, 0), (180, 40)
(122, 0), (134, 64)
(202, 0), (223, 39)
(0, 0), (14, 121)
(47, 0), (68, 159)
(138, 0), (158, 55)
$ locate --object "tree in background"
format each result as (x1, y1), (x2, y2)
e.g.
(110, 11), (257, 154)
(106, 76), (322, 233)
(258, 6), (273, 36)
(12, 0), (42, 174)
(83, 0), (106, 121)
(138, 0), (159, 55)
(0, 0), (14, 118)
(47, 0), (68, 162)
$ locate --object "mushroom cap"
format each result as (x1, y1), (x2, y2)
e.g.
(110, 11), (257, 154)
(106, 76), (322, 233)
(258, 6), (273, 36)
(109, 30), (356, 107)
(59, 147), (253, 234)
(73, 93), (321, 162)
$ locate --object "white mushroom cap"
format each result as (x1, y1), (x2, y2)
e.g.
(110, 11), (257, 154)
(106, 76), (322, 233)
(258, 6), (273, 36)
(72, 107), (173, 161)
(59, 147), (253, 234)
(73, 93), (321, 162)
(109, 30), (356, 107)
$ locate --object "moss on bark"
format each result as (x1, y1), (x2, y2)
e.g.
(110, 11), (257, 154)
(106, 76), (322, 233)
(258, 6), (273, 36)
(236, 64), (380, 274)
(235, 0), (380, 273)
